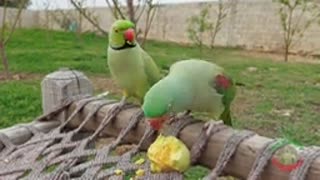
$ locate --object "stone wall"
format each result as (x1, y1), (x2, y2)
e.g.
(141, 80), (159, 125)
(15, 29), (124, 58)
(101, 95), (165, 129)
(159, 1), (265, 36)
(1, 0), (320, 54)
(146, 0), (320, 54)
(0, 7), (38, 29)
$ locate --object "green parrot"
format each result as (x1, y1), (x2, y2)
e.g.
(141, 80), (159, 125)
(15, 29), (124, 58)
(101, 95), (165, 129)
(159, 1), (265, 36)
(142, 59), (236, 133)
(107, 20), (161, 106)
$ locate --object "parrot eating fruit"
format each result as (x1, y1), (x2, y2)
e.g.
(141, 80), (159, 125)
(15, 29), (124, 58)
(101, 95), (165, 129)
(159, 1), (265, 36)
(142, 59), (236, 134)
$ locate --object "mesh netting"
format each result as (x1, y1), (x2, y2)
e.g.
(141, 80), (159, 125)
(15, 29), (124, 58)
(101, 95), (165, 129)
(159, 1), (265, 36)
(0, 96), (186, 180)
(0, 95), (318, 180)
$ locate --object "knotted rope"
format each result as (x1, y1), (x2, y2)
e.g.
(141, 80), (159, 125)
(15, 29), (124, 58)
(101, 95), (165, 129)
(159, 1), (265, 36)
(204, 130), (255, 180)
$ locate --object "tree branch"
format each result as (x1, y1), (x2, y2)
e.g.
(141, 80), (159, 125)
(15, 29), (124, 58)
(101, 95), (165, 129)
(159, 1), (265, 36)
(70, 0), (108, 35)
(1, 0), (8, 42)
(4, 0), (27, 45)
(105, 0), (119, 19)
(110, 0), (126, 19)
(136, 0), (148, 23)
(140, 0), (158, 46)
(127, 0), (135, 22)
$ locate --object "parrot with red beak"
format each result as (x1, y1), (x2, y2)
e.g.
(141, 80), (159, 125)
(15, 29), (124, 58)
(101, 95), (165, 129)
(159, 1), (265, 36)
(142, 59), (236, 133)
(107, 20), (161, 109)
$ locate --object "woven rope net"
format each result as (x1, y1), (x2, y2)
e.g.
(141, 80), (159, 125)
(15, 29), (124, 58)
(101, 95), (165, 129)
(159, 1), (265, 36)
(0, 95), (318, 180)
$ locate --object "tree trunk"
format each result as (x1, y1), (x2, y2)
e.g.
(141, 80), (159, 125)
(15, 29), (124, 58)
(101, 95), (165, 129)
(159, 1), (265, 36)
(199, 33), (203, 58)
(0, 41), (9, 80)
(210, 29), (218, 49)
(284, 8), (293, 62)
(127, 0), (135, 23)
(76, 7), (83, 44)
(199, 43), (203, 58)
(284, 44), (289, 62)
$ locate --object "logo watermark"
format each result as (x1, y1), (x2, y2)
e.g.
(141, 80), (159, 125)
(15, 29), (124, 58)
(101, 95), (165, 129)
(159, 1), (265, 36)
(270, 138), (304, 172)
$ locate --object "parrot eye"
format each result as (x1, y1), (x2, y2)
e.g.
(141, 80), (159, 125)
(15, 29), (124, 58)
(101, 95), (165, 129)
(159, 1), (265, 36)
(113, 27), (119, 33)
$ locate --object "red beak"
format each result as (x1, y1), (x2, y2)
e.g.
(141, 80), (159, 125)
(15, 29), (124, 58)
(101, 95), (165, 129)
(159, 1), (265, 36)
(124, 28), (135, 42)
(148, 116), (169, 131)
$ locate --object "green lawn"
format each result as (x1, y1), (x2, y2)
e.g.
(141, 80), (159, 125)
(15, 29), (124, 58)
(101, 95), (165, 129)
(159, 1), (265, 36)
(0, 28), (320, 178)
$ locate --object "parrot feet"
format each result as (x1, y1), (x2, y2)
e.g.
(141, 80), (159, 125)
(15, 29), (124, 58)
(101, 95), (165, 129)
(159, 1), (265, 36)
(181, 110), (191, 117)
(107, 96), (127, 119)
(168, 110), (192, 125)
(119, 96), (127, 106)
(164, 114), (195, 137)
(203, 120), (224, 137)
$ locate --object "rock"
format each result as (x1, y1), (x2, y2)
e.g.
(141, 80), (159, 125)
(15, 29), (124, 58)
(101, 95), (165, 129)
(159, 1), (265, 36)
(272, 109), (294, 117)
(282, 109), (294, 117)
(247, 67), (258, 72)
(12, 74), (21, 80)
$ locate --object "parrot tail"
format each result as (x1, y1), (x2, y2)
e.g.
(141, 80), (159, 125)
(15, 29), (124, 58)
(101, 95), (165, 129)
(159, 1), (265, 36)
(219, 107), (232, 126)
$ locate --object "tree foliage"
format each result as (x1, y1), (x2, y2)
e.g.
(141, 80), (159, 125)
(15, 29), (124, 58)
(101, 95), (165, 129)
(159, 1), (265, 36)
(209, 0), (233, 48)
(187, 5), (211, 54)
(70, 0), (159, 46)
(0, 0), (28, 79)
(274, 0), (320, 61)
(186, 1), (233, 53)
(0, 0), (31, 8)
(70, 0), (106, 35)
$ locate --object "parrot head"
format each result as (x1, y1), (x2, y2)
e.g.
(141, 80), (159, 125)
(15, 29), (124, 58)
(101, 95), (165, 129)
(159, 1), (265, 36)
(142, 95), (172, 131)
(142, 82), (174, 131)
(109, 20), (136, 49)
(142, 78), (192, 131)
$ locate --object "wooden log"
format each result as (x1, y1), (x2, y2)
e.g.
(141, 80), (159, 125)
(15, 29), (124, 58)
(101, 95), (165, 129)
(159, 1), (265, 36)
(67, 100), (320, 180)
(0, 120), (60, 150)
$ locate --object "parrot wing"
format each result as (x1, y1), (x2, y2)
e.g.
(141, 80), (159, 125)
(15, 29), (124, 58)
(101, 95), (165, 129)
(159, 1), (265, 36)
(140, 47), (162, 86)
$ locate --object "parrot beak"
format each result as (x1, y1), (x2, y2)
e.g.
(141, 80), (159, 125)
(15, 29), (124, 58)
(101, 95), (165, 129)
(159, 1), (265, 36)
(124, 28), (135, 43)
(148, 116), (169, 131)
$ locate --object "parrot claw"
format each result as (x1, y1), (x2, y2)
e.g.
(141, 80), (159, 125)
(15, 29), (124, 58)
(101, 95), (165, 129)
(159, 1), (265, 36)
(96, 91), (109, 98)
(167, 114), (177, 125)
(108, 96), (127, 118)
(204, 120), (223, 136)
(169, 110), (192, 125)
(181, 110), (191, 117)
(178, 110), (192, 118)
(119, 96), (127, 105)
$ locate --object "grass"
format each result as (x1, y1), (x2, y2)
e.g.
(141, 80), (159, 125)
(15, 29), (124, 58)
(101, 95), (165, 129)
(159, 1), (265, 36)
(0, 28), (320, 178)
(6, 29), (108, 74)
(0, 79), (41, 127)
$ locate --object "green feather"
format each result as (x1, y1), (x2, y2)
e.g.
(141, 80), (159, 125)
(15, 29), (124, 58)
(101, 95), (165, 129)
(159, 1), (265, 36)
(141, 49), (162, 86)
(107, 20), (161, 104)
(143, 59), (235, 126)
(109, 20), (135, 49)
(215, 74), (236, 126)
(219, 106), (232, 126)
